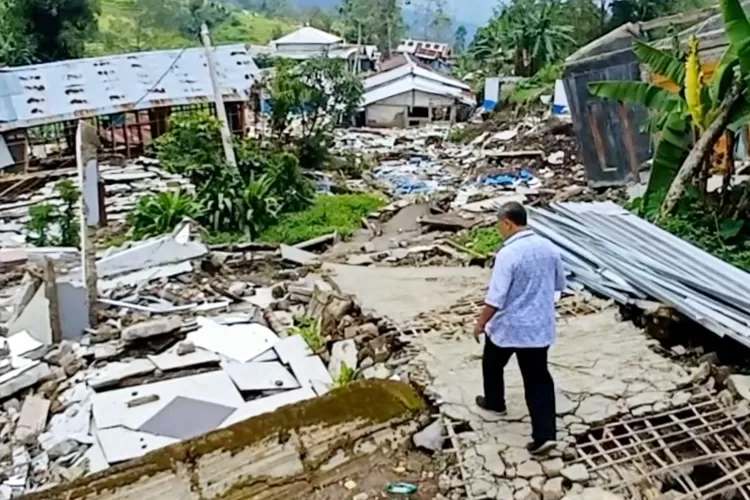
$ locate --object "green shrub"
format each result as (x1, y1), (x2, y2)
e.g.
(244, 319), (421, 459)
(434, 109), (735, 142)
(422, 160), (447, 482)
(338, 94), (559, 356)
(290, 316), (324, 352)
(26, 180), (81, 247)
(453, 226), (503, 257)
(129, 190), (204, 239)
(150, 113), (315, 240)
(27, 204), (57, 247)
(260, 194), (386, 244)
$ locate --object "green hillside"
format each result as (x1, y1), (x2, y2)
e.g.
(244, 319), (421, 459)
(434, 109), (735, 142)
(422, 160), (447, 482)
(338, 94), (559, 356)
(86, 0), (296, 57)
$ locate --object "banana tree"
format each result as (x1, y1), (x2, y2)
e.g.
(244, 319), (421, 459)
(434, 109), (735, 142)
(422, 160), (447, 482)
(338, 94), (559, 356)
(589, 35), (744, 216)
(659, 0), (750, 217)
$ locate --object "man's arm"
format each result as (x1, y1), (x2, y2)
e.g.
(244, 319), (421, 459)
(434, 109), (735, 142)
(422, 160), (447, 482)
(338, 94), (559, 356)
(474, 254), (513, 339)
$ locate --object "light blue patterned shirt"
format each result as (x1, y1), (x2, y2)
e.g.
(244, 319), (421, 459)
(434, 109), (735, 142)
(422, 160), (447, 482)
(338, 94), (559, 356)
(484, 229), (566, 348)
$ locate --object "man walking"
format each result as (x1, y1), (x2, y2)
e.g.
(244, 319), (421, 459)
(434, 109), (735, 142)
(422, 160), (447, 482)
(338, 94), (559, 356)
(473, 202), (566, 455)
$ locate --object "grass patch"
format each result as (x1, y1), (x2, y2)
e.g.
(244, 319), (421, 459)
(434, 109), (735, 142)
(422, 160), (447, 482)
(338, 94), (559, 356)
(334, 363), (362, 388)
(453, 226), (503, 257)
(260, 194), (387, 245)
(290, 316), (324, 352)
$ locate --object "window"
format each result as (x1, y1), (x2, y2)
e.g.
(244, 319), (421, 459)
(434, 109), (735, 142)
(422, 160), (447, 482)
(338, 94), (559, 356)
(408, 106), (429, 118)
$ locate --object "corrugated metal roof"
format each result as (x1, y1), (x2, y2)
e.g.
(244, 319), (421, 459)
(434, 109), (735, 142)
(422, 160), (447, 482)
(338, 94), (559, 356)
(271, 26), (343, 46)
(365, 54), (470, 92)
(362, 75), (475, 107)
(0, 44), (259, 132)
(527, 201), (750, 347)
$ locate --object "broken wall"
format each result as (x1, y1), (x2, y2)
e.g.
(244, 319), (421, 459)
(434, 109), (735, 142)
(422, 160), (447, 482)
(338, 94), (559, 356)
(20, 380), (425, 500)
(366, 105), (407, 128)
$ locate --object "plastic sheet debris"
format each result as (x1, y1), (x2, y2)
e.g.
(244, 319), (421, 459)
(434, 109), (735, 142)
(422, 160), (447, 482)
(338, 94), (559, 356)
(482, 169), (535, 187)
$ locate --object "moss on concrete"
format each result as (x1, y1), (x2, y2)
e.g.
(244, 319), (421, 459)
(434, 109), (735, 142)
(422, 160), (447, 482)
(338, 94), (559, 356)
(22, 379), (424, 500)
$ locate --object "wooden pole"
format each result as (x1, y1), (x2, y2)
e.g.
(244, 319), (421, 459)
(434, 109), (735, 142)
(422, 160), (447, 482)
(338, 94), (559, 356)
(76, 121), (100, 328)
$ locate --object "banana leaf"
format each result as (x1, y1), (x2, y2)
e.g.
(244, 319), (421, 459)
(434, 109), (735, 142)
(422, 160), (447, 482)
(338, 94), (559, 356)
(727, 96), (750, 132)
(588, 81), (684, 115)
(633, 39), (686, 87)
(720, 0), (750, 75)
(643, 114), (692, 214)
(711, 53), (739, 102)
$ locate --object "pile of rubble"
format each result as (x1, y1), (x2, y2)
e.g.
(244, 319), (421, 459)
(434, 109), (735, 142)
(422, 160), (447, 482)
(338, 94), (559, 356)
(335, 116), (625, 215)
(0, 158), (193, 247)
(0, 224), (409, 498)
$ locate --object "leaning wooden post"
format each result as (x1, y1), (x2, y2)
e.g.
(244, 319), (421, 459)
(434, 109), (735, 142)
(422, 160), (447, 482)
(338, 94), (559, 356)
(76, 121), (100, 328)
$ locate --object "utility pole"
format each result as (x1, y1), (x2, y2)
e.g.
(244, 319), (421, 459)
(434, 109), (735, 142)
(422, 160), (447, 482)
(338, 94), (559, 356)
(355, 23), (362, 75)
(200, 22), (237, 168)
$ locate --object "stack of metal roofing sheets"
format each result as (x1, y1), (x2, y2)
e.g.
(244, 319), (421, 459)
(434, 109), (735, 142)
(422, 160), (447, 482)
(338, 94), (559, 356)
(528, 201), (750, 347)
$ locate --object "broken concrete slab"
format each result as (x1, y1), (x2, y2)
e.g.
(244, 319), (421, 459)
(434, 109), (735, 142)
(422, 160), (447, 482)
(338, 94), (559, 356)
(121, 317), (182, 342)
(85, 359), (156, 390)
(96, 223), (207, 279)
(419, 214), (476, 232)
(0, 362), (52, 400)
(280, 244), (319, 266)
(25, 380), (423, 499)
(413, 419), (445, 452)
(147, 346), (220, 372)
(14, 396), (50, 442)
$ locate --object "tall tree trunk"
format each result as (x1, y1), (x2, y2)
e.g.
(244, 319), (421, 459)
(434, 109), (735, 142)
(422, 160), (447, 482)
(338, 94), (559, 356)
(658, 85), (742, 220)
(721, 132), (736, 214)
(698, 155), (711, 202)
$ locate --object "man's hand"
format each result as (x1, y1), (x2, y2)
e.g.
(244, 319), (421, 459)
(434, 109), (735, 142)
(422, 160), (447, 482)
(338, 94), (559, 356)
(474, 304), (498, 343)
(473, 321), (485, 342)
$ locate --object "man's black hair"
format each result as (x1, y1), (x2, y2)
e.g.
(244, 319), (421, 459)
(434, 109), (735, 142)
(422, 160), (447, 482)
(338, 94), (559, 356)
(497, 201), (527, 226)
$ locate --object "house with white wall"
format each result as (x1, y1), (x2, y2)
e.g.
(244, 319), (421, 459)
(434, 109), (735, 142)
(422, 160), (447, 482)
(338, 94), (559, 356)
(262, 26), (377, 72)
(361, 54), (475, 128)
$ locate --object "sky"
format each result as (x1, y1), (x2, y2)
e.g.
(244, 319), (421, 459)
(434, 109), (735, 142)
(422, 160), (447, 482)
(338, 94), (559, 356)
(445, 0), (496, 26)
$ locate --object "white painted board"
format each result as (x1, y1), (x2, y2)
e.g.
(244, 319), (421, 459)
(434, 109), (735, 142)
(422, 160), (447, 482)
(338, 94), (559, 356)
(222, 361), (299, 391)
(91, 370), (243, 431)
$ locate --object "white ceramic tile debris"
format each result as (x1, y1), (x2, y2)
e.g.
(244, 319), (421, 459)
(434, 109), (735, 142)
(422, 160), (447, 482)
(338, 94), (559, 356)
(220, 387), (317, 428)
(74, 440), (110, 474)
(91, 371), (243, 431)
(289, 356), (333, 396)
(248, 349), (278, 362)
(187, 318), (279, 363)
(86, 359), (157, 390)
(147, 346), (220, 372)
(222, 361), (300, 391)
(96, 426), (179, 464)
(273, 336), (313, 365)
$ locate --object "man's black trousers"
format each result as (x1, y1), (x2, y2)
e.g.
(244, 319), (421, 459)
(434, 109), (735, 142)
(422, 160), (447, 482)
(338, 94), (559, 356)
(482, 339), (556, 443)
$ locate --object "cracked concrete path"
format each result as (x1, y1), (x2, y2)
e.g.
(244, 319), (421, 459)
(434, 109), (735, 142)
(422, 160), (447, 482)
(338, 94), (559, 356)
(323, 263), (489, 324)
(409, 308), (695, 499)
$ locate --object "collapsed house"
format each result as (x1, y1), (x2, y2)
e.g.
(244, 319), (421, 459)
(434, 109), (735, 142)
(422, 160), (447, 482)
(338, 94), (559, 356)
(0, 44), (260, 173)
(360, 54), (476, 128)
(395, 38), (454, 71)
